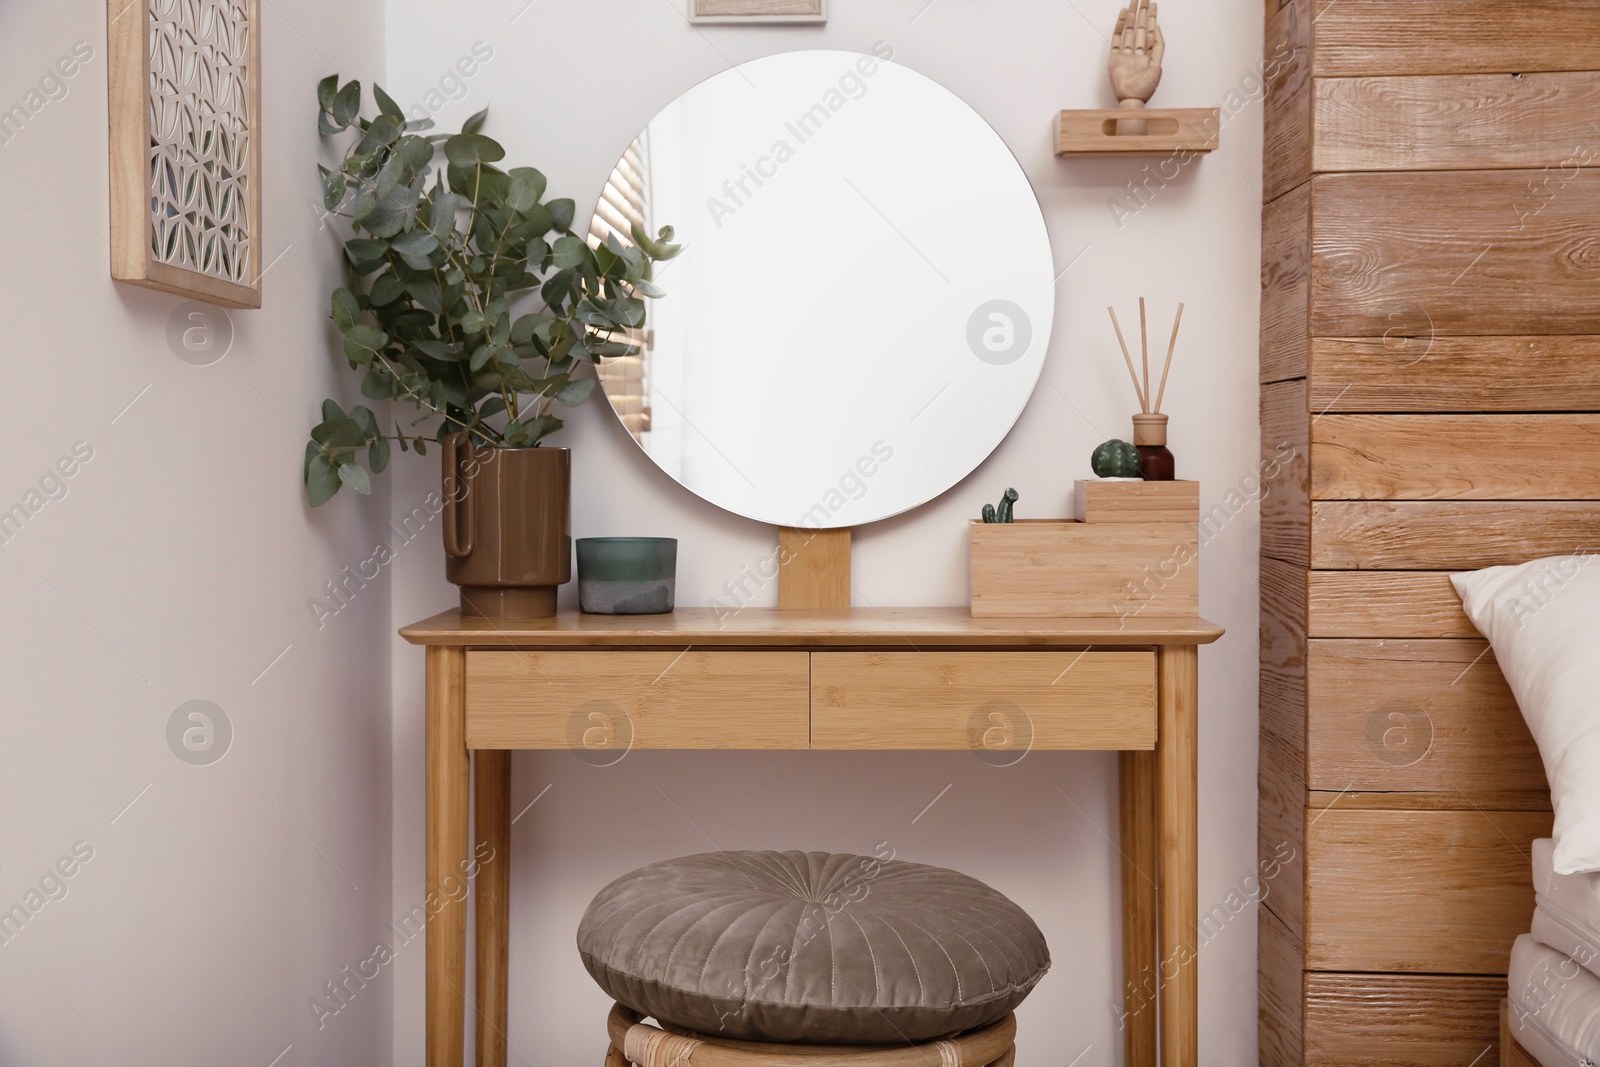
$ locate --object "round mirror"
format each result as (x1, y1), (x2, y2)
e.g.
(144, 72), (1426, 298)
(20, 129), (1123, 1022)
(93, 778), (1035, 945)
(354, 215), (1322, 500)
(589, 49), (1054, 528)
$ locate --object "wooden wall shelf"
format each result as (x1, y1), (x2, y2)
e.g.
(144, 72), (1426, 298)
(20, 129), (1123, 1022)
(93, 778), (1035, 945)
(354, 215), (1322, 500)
(1055, 108), (1220, 157)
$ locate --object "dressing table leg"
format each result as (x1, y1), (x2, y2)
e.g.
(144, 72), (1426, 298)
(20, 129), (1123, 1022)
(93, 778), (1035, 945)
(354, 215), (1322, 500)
(474, 749), (512, 1067)
(1118, 749), (1158, 1067)
(426, 645), (470, 1067)
(1156, 644), (1199, 1067)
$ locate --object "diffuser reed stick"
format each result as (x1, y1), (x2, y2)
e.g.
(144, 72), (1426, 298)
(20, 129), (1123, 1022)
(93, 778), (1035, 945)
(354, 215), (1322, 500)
(1106, 307), (1147, 412)
(1107, 299), (1185, 416)
(1153, 302), (1184, 414)
(1139, 297), (1150, 414)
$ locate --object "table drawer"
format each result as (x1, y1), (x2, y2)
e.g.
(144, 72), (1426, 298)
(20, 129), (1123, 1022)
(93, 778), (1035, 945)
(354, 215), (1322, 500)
(465, 651), (810, 750)
(810, 651), (1156, 751)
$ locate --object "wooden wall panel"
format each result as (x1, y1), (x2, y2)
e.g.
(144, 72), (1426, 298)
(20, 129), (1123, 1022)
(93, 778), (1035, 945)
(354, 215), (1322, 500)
(1263, 0), (1311, 202)
(1261, 557), (1308, 935)
(1310, 501), (1600, 570)
(1260, 557), (1308, 737)
(1262, 380), (1310, 564)
(1306, 640), (1546, 794)
(1311, 170), (1600, 338)
(1311, 0), (1600, 77)
(1261, 904), (1306, 1067)
(1259, 0), (1588, 1050)
(1306, 572), (1476, 639)
(1310, 336), (1600, 413)
(1306, 808), (1551, 973)
(1315, 72), (1600, 173)
(1262, 182), (1311, 382)
(1311, 415), (1600, 500)
(1304, 973), (1505, 1067)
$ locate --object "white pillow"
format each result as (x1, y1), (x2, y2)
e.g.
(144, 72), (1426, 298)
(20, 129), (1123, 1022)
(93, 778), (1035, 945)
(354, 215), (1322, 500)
(1454, 555), (1600, 875)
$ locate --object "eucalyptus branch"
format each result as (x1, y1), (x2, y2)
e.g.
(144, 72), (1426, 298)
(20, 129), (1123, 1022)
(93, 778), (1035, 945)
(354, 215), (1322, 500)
(304, 75), (678, 505)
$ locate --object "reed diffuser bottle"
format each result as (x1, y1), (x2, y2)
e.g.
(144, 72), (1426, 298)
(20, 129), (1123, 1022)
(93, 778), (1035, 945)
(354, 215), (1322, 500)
(1132, 413), (1174, 480)
(1108, 297), (1184, 482)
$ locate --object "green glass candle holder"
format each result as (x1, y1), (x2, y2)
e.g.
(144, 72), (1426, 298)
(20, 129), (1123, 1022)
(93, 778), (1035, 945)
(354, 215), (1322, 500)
(576, 537), (677, 615)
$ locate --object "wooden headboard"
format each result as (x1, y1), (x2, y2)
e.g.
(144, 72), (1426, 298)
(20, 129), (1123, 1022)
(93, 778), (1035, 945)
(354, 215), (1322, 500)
(1257, 1), (1600, 1063)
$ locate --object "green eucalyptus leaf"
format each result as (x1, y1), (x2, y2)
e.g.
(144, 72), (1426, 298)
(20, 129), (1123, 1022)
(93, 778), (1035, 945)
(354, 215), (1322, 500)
(505, 167), (547, 213)
(337, 461), (372, 495)
(406, 277), (444, 316)
(313, 417), (366, 449)
(361, 200), (405, 238)
(391, 230), (439, 258)
(462, 106), (489, 134)
(510, 313), (555, 345)
(369, 273), (405, 306)
(319, 165), (346, 211)
(373, 84), (404, 119)
(343, 324), (387, 363)
(412, 337), (458, 360)
(630, 277), (666, 298)
(355, 114), (402, 159)
(547, 198), (575, 231)
(552, 235), (588, 269)
(345, 238), (386, 262)
(369, 434), (391, 474)
(460, 308), (485, 335)
(306, 444), (341, 506)
(425, 191), (466, 241)
(444, 133), (505, 167)
(554, 378), (595, 407)
(361, 368), (392, 399)
(614, 296), (646, 327)
(331, 288), (361, 331)
(395, 134), (433, 169)
(469, 344), (498, 371)
(395, 251), (433, 272)
(524, 415), (562, 444)
(317, 74), (338, 111)
(332, 80), (362, 127)
(350, 404), (379, 438)
(321, 399), (346, 423)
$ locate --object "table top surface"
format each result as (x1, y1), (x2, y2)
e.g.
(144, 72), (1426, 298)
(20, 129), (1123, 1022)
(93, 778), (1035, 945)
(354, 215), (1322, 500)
(400, 607), (1225, 648)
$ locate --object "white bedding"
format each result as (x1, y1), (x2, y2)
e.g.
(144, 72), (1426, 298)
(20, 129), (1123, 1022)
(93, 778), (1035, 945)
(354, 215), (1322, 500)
(1534, 838), (1600, 983)
(1508, 934), (1600, 1065)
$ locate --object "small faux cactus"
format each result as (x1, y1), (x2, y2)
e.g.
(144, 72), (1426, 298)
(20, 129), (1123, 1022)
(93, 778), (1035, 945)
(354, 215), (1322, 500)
(981, 487), (1019, 523)
(1091, 439), (1141, 478)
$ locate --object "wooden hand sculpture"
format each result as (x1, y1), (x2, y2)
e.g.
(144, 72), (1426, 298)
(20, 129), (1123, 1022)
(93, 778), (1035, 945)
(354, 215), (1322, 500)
(1108, 0), (1164, 133)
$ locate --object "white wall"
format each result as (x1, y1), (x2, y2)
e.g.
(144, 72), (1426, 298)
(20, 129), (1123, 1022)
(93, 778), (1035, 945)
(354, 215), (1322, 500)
(386, 3), (1266, 1065)
(0, 1), (394, 1063)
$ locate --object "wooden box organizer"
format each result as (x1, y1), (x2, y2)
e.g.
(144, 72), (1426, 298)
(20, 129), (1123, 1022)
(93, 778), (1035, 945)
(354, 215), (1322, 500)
(969, 480), (1199, 617)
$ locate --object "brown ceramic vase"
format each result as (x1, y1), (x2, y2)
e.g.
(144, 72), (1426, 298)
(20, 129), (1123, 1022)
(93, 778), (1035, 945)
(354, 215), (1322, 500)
(441, 434), (571, 618)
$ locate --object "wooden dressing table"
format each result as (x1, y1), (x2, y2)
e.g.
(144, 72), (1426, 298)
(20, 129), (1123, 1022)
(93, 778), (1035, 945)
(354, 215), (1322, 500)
(402, 597), (1222, 1067)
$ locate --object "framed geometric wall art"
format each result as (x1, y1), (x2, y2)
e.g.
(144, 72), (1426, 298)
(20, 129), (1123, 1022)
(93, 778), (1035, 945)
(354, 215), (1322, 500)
(689, 0), (827, 24)
(107, 0), (262, 309)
